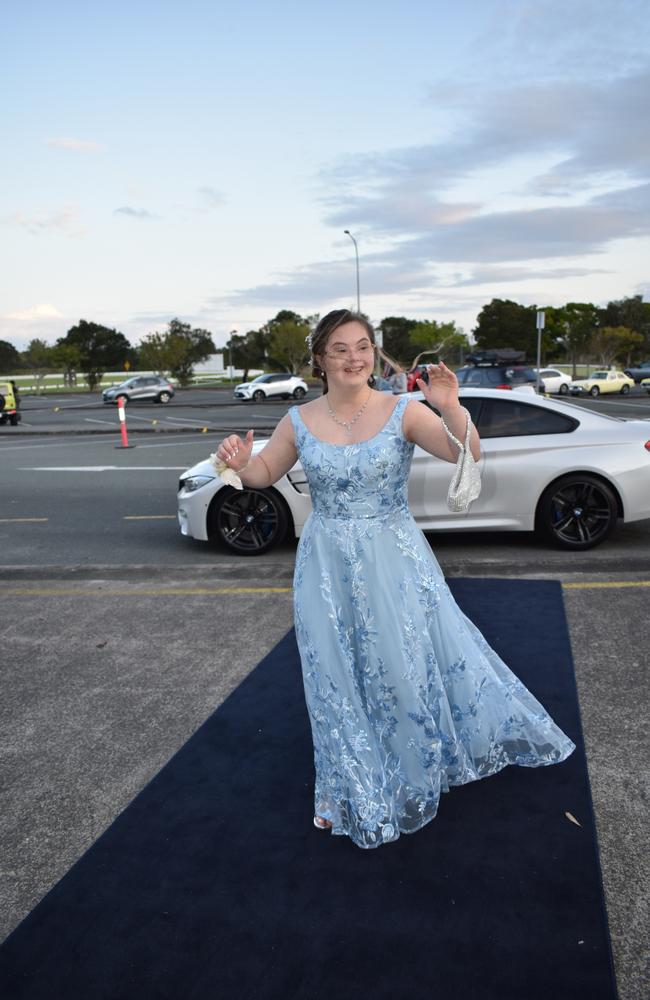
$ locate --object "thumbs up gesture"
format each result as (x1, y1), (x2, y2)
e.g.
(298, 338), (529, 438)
(215, 429), (255, 472)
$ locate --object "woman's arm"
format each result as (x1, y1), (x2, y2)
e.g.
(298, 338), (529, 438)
(215, 413), (299, 487)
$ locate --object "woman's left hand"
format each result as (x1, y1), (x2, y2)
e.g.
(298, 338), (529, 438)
(416, 362), (460, 411)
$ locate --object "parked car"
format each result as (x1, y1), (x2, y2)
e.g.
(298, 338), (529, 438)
(177, 388), (650, 554)
(455, 350), (539, 392)
(0, 381), (21, 426)
(623, 361), (650, 382)
(642, 378), (650, 394)
(234, 373), (308, 401)
(407, 365), (430, 392)
(535, 368), (573, 395)
(102, 375), (175, 404)
(569, 370), (635, 397)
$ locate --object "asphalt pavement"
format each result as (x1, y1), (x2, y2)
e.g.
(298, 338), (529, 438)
(1, 395), (649, 1000)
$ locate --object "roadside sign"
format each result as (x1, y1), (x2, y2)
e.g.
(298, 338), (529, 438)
(124, 360), (131, 371)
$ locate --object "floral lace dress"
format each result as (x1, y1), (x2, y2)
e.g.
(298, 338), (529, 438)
(288, 395), (575, 849)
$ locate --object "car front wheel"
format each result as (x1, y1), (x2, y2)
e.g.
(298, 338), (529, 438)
(208, 486), (289, 554)
(620, 384), (630, 395)
(252, 389), (265, 402)
(536, 474), (618, 550)
(293, 386), (306, 399)
(589, 385), (600, 397)
(559, 383), (569, 395)
(157, 392), (172, 403)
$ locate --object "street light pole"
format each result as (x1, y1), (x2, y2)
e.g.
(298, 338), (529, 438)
(229, 328), (237, 384)
(343, 229), (360, 313)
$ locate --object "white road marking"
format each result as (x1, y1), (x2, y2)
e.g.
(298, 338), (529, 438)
(84, 417), (116, 426)
(164, 416), (212, 425)
(19, 466), (187, 472)
(123, 515), (177, 520)
(0, 517), (48, 523)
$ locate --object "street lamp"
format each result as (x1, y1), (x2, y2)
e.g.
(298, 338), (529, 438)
(343, 230), (360, 313)
(229, 328), (237, 384)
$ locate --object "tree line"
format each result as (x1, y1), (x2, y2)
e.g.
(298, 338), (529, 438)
(1, 295), (648, 391)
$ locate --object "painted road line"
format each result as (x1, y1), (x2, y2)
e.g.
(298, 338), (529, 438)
(123, 515), (177, 520)
(4, 586), (292, 596)
(563, 580), (650, 589)
(0, 517), (48, 523)
(19, 465), (187, 471)
(84, 418), (116, 426)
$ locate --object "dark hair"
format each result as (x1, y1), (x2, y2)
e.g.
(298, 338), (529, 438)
(310, 309), (377, 393)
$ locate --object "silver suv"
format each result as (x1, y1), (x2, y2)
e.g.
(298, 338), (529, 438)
(102, 376), (175, 404)
(234, 373), (308, 401)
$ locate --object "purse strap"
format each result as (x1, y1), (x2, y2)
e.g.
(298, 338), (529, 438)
(441, 406), (471, 452)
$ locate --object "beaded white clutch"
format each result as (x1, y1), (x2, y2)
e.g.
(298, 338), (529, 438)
(441, 407), (481, 512)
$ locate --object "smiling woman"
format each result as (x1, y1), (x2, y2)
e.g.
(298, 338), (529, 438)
(203, 309), (576, 850)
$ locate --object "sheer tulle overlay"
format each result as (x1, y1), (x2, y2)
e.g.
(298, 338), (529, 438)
(289, 396), (575, 849)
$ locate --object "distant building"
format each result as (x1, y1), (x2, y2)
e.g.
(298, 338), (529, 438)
(193, 353), (225, 373)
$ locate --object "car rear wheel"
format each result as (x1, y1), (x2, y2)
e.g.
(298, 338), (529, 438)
(620, 384), (630, 395)
(208, 486), (289, 554)
(537, 474), (618, 550)
(252, 389), (265, 402)
(293, 386), (306, 399)
(589, 385), (600, 397)
(559, 383), (569, 395)
(157, 391), (172, 403)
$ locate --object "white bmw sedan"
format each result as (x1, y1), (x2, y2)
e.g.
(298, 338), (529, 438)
(177, 389), (650, 554)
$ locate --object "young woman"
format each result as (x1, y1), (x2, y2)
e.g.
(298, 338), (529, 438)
(214, 309), (575, 849)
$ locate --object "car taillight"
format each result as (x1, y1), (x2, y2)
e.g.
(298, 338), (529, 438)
(645, 441), (650, 452)
(496, 384), (513, 390)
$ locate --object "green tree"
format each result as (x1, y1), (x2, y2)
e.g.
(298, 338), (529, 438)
(0, 339), (22, 373)
(57, 320), (134, 391)
(51, 343), (82, 386)
(378, 317), (418, 361)
(473, 299), (541, 358)
(226, 329), (266, 382)
(264, 315), (310, 373)
(599, 295), (650, 341)
(138, 319), (215, 386)
(408, 320), (469, 367)
(590, 326), (644, 368)
(22, 338), (53, 394)
(551, 302), (599, 378)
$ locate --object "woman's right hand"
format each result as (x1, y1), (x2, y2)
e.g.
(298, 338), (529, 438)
(215, 429), (255, 471)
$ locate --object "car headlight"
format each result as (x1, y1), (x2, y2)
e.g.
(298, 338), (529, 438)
(180, 474), (215, 493)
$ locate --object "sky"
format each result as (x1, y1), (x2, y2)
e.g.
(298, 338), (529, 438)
(1, 0), (649, 352)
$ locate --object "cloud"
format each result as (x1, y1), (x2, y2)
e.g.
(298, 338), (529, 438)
(113, 206), (158, 220)
(45, 137), (102, 153)
(198, 186), (226, 209)
(448, 265), (611, 287)
(5, 304), (64, 321)
(1, 206), (84, 237)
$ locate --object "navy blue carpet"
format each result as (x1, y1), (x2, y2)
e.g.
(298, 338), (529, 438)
(0, 580), (617, 1000)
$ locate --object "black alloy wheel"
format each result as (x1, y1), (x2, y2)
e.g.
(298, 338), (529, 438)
(209, 487), (289, 554)
(252, 389), (265, 402)
(589, 385), (600, 397)
(620, 384), (630, 395)
(559, 383), (569, 395)
(293, 386), (306, 399)
(537, 474), (618, 550)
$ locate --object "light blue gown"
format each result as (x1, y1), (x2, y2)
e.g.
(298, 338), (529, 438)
(289, 395), (576, 850)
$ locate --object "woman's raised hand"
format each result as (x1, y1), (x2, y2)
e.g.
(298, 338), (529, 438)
(216, 429), (255, 471)
(417, 362), (460, 411)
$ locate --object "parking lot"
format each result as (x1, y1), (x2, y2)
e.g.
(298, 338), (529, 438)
(1, 389), (649, 999)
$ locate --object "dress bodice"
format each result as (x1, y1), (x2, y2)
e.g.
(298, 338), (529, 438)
(289, 394), (414, 520)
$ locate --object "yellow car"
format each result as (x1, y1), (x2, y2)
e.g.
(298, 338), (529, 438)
(0, 381), (21, 426)
(569, 370), (635, 397)
(642, 377), (650, 395)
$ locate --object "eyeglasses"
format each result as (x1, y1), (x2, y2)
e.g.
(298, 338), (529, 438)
(323, 344), (375, 360)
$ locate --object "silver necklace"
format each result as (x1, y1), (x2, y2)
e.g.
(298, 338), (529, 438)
(326, 390), (373, 434)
